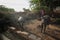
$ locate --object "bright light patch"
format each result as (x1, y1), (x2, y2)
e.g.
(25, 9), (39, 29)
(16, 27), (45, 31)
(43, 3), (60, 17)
(0, 0), (30, 12)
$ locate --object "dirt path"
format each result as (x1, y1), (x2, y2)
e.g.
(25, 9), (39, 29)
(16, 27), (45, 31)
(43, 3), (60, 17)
(25, 19), (60, 40)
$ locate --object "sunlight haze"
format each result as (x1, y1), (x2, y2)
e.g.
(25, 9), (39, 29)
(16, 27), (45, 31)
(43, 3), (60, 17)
(0, 0), (30, 12)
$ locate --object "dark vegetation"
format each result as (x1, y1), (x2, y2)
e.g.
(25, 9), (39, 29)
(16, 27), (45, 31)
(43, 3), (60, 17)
(0, 12), (11, 33)
(0, 5), (15, 33)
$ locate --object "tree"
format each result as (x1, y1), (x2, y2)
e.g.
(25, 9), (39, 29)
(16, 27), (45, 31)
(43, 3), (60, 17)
(30, 0), (40, 11)
(30, 0), (50, 13)
(0, 5), (15, 13)
(29, 0), (60, 18)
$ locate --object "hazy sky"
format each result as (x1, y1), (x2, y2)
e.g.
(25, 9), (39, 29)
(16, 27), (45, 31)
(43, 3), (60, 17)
(0, 0), (30, 12)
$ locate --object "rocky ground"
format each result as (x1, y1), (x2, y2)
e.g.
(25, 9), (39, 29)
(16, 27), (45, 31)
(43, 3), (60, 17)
(24, 19), (60, 40)
(3, 19), (60, 40)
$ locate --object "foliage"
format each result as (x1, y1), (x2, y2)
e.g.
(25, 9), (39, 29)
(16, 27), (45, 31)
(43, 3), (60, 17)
(0, 5), (15, 33)
(29, 0), (56, 12)
(30, 0), (40, 11)
(0, 12), (11, 33)
(0, 5), (15, 12)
